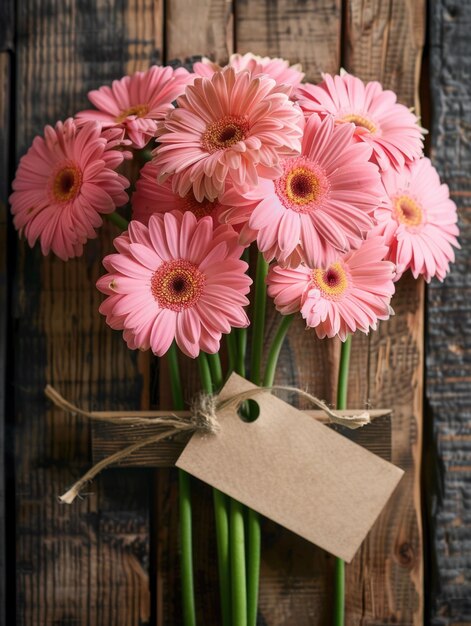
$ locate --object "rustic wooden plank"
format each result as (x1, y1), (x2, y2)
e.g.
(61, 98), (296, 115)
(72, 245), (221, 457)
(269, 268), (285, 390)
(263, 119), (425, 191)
(13, 1), (163, 623)
(1, 3), (14, 624)
(235, 0), (341, 82)
(343, 2), (425, 624)
(427, 1), (471, 622)
(0, 51), (11, 626)
(166, 0), (233, 63)
(91, 413), (392, 467)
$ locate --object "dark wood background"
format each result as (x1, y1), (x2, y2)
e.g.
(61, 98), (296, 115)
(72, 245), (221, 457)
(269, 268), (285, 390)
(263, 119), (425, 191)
(0, 0), (469, 624)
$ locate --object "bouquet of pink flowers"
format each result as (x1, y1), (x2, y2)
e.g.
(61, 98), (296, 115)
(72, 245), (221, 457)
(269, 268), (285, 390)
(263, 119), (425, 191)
(10, 53), (459, 626)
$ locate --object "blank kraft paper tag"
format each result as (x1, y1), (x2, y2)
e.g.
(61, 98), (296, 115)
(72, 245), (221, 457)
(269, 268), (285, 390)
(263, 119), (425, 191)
(176, 373), (404, 562)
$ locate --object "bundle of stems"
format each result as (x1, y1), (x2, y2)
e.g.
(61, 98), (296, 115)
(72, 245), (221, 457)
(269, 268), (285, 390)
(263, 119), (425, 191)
(168, 249), (351, 626)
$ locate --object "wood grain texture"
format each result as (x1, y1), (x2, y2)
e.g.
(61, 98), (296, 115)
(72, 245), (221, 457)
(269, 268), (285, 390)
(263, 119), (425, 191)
(166, 0), (233, 63)
(91, 412), (392, 466)
(13, 1), (163, 623)
(0, 41), (12, 626)
(235, 0), (341, 82)
(427, 1), (471, 623)
(343, 2), (425, 624)
(1, 4), (14, 625)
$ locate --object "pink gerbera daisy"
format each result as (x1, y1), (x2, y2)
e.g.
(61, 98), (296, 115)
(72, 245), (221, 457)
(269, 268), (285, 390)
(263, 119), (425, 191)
(267, 237), (396, 341)
(296, 71), (425, 171)
(153, 67), (304, 202)
(76, 65), (193, 149)
(132, 160), (229, 227)
(372, 157), (460, 282)
(97, 211), (251, 358)
(220, 114), (383, 267)
(10, 119), (130, 261)
(193, 53), (304, 92)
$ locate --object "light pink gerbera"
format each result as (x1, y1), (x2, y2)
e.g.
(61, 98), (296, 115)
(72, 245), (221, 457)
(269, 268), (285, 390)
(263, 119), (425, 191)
(193, 53), (304, 92)
(372, 157), (460, 282)
(296, 72), (425, 171)
(132, 160), (229, 228)
(267, 237), (396, 341)
(10, 119), (130, 261)
(97, 211), (251, 358)
(153, 67), (304, 202)
(220, 114), (383, 268)
(76, 65), (193, 149)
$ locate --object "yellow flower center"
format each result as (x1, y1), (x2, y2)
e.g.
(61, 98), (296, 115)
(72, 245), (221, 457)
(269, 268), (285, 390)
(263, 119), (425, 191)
(115, 104), (149, 123)
(202, 115), (249, 152)
(311, 262), (348, 300)
(151, 259), (205, 311)
(394, 194), (423, 227)
(182, 191), (218, 219)
(340, 113), (377, 134)
(275, 157), (329, 214)
(285, 167), (321, 205)
(51, 166), (82, 202)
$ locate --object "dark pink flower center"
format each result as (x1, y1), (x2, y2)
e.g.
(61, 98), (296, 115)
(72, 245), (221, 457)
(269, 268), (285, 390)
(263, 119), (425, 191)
(275, 157), (330, 214)
(51, 165), (82, 202)
(311, 262), (348, 300)
(202, 115), (249, 152)
(151, 259), (205, 311)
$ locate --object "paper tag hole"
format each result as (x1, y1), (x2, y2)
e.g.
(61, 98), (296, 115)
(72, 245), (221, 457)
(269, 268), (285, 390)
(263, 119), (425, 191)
(237, 398), (260, 422)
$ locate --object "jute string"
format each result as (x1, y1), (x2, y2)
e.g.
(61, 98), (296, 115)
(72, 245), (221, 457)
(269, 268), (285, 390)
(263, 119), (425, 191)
(45, 384), (385, 505)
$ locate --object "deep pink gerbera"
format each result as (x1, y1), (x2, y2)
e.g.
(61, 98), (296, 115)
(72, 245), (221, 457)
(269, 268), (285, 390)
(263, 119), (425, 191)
(153, 67), (304, 202)
(267, 237), (396, 341)
(372, 157), (460, 282)
(10, 119), (130, 261)
(76, 65), (193, 149)
(220, 114), (383, 267)
(97, 211), (252, 358)
(132, 160), (229, 227)
(193, 53), (304, 92)
(296, 72), (425, 171)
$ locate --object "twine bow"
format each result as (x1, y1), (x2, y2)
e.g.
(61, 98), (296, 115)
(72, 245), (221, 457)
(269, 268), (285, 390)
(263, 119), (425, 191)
(45, 383), (383, 504)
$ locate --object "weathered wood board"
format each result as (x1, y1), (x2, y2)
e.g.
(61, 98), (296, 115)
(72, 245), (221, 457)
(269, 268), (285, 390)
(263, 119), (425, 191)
(0, 0), (14, 623)
(11, 1), (163, 624)
(2, 0), (442, 624)
(343, 2), (425, 625)
(427, 0), (471, 623)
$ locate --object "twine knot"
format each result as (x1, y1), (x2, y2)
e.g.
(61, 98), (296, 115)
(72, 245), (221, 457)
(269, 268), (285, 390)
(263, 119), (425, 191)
(189, 393), (220, 434)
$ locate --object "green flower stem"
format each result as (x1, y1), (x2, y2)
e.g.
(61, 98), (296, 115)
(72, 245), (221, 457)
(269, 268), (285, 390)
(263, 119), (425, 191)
(249, 253), (269, 386)
(167, 343), (196, 626)
(105, 211), (129, 231)
(245, 312), (293, 626)
(262, 314), (294, 388)
(207, 352), (223, 390)
(334, 334), (352, 626)
(230, 497), (247, 626)
(226, 331), (237, 374)
(235, 248), (250, 379)
(235, 328), (247, 378)
(198, 353), (231, 626)
(336, 335), (352, 412)
(246, 508), (260, 626)
(245, 252), (269, 626)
